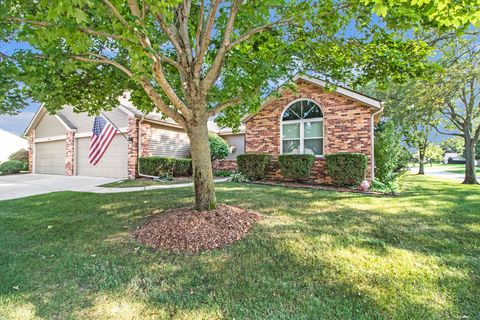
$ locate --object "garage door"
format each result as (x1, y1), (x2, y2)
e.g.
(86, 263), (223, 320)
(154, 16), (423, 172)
(76, 135), (128, 178)
(35, 140), (66, 175)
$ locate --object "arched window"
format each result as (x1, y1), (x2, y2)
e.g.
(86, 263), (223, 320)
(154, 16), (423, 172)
(281, 100), (324, 156)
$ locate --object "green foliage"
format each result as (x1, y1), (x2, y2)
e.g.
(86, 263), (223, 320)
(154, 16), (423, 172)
(370, 179), (399, 194)
(139, 157), (193, 177)
(374, 122), (410, 185)
(0, 160), (25, 174)
(209, 134), (229, 161)
(156, 172), (173, 182)
(440, 138), (465, 154)
(278, 154), (315, 181)
(8, 148), (28, 163)
(424, 144), (444, 162)
(229, 172), (249, 183)
(139, 157), (176, 176)
(214, 170), (235, 177)
(237, 154), (272, 181)
(325, 153), (368, 187)
(174, 158), (192, 177)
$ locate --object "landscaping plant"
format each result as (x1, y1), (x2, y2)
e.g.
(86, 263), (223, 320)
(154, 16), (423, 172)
(325, 153), (368, 187)
(237, 154), (272, 181)
(0, 160), (25, 174)
(278, 154), (315, 181)
(209, 134), (229, 161)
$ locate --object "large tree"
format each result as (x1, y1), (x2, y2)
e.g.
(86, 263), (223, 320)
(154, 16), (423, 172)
(1, 1), (478, 209)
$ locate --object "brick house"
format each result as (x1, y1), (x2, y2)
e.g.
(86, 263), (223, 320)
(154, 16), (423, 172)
(242, 75), (383, 183)
(25, 75), (382, 181)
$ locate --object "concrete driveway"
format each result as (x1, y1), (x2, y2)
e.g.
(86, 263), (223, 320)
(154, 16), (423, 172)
(0, 174), (117, 201)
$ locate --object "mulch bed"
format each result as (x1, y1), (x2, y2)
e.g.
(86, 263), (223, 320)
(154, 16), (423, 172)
(251, 180), (389, 195)
(134, 204), (262, 253)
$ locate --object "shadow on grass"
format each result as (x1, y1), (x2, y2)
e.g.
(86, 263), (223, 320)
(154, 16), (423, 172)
(0, 175), (479, 319)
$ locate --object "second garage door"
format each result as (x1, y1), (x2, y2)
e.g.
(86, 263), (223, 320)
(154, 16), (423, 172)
(35, 140), (66, 175)
(76, 135), (128, 178)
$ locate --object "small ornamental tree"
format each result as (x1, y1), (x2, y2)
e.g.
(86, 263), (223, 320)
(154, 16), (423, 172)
(208, 134), (229, 161)
(1, 1), (478, 209)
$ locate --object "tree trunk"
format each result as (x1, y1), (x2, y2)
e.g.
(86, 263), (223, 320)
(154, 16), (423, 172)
(418, 161), (425, 175)
(418, 151), (425, 175)
(463, 137), (478, 184)
(188, 121), (216, 210)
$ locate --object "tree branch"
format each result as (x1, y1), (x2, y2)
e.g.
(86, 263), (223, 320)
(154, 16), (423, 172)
(227, 18), (293, 50)
(194, 0), (221, 75)
(208, 97), (242, 117)
(202, 0), (243, 91)
(432, 125), (463, 137)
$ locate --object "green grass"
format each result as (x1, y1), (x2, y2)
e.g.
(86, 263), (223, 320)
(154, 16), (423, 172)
(0, 174), (479, 319)
(99, 177), (194, 188)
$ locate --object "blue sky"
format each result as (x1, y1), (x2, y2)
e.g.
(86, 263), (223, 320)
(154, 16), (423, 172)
(0, 41), (40, 136)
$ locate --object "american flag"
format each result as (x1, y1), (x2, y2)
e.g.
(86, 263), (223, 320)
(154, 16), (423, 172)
(88, 116), (118, 165)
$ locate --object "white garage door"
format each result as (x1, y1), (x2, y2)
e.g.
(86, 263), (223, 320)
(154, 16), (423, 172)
(35, 140), (66, 175)
(76, 135), (128, 178)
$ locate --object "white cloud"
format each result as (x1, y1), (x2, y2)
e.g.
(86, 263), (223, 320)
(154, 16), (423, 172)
(0, 112), (35, 136)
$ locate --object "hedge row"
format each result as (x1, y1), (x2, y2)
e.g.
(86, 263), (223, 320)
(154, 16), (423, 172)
(0, 160), (27, 174)
(139, 157), (192, 177)
(325, 152), (367, 187)
(237, 154), (272, 180)
(278, 154), (315, 180)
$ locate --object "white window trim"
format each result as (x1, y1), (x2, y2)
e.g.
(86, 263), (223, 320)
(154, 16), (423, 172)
(279, 98), (325, 157)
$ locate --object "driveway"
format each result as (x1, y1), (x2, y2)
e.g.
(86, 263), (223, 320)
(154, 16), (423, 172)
(422, 167), (479, 182)
(0, 174), (229, 201)
(0, 174), (117, 201)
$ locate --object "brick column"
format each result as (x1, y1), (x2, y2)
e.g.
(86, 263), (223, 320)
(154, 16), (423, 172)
(65, 130), (75, 176)
(127, 118), (139, 179)
(28, 130), (35, 173)
(140, 121), (152, 157)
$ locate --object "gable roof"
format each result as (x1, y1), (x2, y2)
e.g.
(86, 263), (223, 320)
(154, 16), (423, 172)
(242, 74), (383, 122)
(24, 105), (77, 135)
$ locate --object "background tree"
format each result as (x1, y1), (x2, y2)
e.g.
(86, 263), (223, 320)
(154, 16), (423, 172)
(418, 38), (480, 184)
(440, 137), (465, 155)
(424, 144), (444, 164)
(1, 1), (479, 209)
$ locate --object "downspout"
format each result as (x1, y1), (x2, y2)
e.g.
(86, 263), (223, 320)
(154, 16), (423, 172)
(137, 116), (157, 179)
(371, 103), (384, 181)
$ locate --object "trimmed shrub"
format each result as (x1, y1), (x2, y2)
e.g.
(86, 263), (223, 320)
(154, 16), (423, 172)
(174, 158), (192, 177)
(326, 152), (368, 187)
(214, 169), (235, 177)
(278, 154), (315, 180)
(209, 134), (229, 161)
(237, 153), (272, 180)
(139, 157), (175, 176)
(0, 160), (25, 174)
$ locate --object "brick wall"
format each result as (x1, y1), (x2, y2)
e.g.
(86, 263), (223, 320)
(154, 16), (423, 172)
(212, 159), (237, 172)
(127, 118), (138, 179)
(245, 80), (373, 184)
(139, 121), (152, 157)
(65, 130), (75, 176)
(28, 130), (35, 173)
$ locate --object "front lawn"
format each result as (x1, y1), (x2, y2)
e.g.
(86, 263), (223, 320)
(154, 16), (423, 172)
(0, 175), (479, 319)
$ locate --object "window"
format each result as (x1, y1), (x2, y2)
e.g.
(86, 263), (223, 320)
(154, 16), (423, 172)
(281, 100), (323, 156)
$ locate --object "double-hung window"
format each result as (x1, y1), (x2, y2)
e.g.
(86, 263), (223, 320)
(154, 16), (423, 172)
(281, 100), (324, 156)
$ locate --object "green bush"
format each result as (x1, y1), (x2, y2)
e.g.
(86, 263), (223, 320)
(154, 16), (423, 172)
(209, 134), (229, 161)
(214, 169), (235, 177)
(139, 157), (175, 176)
(237, 153), (272, 180)
(174, 158), (192, 177)
(0, 160), (26, 174)
(230, 172), (248, 182)
(326, 152), (368, 187)
(278, 154), (315, 180)
(374, 122), (410, 187)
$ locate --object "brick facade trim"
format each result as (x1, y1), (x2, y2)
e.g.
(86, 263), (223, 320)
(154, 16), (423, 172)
(65, 130), (75, 176)
(127, 117), (139, 179)
(28, 130), (35, 173)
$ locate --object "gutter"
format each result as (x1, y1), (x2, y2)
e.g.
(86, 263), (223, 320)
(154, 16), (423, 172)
(370, 103), (384, 180)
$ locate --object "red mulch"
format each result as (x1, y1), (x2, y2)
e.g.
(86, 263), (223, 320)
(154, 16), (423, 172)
(133, 204), (262, 253)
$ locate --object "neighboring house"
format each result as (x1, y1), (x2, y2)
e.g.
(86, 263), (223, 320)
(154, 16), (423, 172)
(0, 128), (29, 163)
(25, 74), (382, 182)
(25, 95), (243, 179)
(443, 152), (463, 164)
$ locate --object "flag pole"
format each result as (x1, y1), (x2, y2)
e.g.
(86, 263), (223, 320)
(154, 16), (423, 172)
(101, 112), (131, 142)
